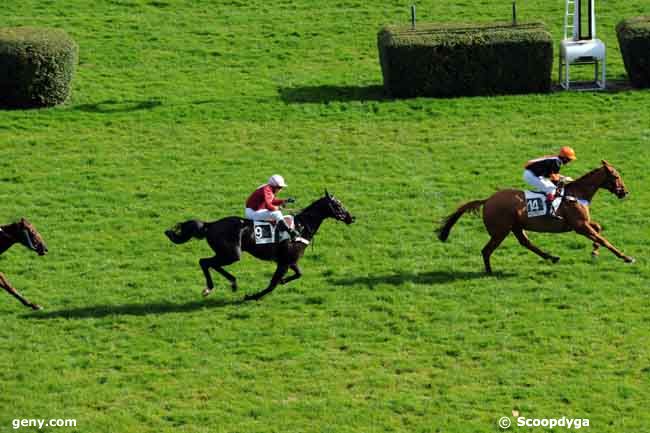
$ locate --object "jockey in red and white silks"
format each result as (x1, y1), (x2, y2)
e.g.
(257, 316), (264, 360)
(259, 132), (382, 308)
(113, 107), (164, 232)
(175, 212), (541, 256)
(245, 175), (290, 222)
(245, 175), (304, 242)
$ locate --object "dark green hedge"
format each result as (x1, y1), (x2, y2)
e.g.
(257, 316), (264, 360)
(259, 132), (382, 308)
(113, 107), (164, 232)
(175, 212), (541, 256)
(378, 22), (553, 98)
(0, 27), (78, 108)
(616, 17), (650, 88)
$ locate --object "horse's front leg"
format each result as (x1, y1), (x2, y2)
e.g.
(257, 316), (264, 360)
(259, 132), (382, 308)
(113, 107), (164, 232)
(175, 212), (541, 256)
(280, 264), (302, 285)
(575, 223), (634, 263)
(0, 272), (41, 310)
(245, 264), (289, 301)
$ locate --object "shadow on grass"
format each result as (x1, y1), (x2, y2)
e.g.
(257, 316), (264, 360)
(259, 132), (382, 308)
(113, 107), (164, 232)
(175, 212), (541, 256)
(73, 99), (163, 113)
(279, 85), (387, 103)
(551, 79), (636, 93)
(25, 297), (244, 320)
(331, 270), (515, 288)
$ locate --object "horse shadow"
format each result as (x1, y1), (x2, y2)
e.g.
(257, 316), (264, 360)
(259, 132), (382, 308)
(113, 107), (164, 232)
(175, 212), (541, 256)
(24, 297), (243, 320)
(279, 85), (386, 103)
(330, 270), (514, 289)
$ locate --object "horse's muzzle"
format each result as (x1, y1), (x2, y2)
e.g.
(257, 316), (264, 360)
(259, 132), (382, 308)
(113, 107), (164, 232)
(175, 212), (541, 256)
(617, 190), (628, 199)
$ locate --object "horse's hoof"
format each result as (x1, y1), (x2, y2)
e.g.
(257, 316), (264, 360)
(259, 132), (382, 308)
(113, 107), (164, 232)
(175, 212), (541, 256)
(31, 304), (42, 310)
(624, 257), (636, 264)
(550, 256), (560, 264)
(202, 287), (213, 297)
(231, 283), (238, 292)
(244, 295), (258, 302)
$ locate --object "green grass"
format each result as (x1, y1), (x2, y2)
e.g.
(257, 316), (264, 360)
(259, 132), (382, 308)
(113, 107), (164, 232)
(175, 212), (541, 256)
(1, 1), (650, 432)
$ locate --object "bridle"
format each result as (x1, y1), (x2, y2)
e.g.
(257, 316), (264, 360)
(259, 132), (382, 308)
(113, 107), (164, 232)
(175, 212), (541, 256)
(602, 167), (626, 196)
(326, 196), (348, 221)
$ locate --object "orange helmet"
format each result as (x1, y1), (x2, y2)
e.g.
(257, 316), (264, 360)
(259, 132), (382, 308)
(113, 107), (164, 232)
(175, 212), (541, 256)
(559, 146), (576, 160)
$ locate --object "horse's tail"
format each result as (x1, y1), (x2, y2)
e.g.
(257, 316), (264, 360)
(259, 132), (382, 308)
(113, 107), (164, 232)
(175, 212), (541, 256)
(436, 199), (486, 242)
(165, 219), (207, 244)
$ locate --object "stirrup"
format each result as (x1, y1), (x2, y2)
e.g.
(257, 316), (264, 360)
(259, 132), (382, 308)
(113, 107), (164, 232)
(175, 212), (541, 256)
(294, 236), (310, 245)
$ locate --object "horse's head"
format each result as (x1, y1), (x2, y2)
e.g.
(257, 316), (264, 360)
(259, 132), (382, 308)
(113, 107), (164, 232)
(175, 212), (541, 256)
(324, 190), (355, 224)
(12, 218), (48, 256)
(600, 160), (628, 199)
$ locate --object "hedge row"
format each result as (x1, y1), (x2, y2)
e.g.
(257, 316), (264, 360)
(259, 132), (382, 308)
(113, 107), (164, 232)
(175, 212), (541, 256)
(616, 17), (650, 88)
(378, 22), (553, 98)
(0, 27), (78, 108)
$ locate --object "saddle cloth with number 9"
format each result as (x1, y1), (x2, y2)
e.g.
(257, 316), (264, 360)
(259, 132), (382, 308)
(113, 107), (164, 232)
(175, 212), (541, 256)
(253, 216), (295, 245)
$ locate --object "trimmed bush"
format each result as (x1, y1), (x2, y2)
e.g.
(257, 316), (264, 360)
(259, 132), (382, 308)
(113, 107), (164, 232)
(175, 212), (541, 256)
(0, 27), (78, 108)
(378, 22), (553, 98)
(616, 17), (650, 88)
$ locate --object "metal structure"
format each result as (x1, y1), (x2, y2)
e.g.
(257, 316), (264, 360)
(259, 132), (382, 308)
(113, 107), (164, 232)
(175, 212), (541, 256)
(559, 0), (606, 90)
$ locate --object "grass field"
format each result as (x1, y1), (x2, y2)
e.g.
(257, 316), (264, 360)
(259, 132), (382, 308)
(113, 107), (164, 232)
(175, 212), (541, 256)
(2, 1), (650, 432)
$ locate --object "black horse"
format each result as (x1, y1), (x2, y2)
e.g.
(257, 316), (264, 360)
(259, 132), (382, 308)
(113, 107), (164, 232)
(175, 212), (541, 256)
(165, 192), (355, 301)
(0, 218), (48, 310)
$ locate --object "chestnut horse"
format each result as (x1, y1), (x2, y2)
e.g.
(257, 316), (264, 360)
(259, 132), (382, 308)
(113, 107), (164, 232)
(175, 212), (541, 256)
(165, 192), (355, 301)
(0, 218), (48, 310)
(437, 160), (634, 273)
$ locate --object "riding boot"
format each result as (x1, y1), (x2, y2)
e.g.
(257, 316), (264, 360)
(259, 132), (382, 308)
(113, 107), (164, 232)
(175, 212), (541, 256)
(278, 220), (298, 241)
(278, 220), (309, 245)
(548, 197), (563, 220)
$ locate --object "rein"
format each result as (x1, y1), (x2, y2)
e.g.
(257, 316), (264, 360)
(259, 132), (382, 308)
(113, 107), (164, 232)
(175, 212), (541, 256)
(23, 229), (36, 250)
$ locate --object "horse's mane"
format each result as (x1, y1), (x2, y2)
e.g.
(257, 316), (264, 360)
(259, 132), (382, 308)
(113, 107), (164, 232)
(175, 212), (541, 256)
(296, 196), (326, 217)
(568, 165), (605, 185)
(0, 220), (19, 231)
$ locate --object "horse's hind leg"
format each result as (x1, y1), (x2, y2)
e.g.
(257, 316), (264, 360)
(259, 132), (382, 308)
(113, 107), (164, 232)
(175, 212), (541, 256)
(481, 232), (509, 274)
(512, 227), (560, 264)
(199, 255), (239, 296)
(0, 272), (41, 310)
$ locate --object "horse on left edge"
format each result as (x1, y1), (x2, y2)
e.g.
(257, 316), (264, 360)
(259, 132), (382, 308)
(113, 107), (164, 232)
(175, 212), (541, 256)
(0, 218), (48, 310)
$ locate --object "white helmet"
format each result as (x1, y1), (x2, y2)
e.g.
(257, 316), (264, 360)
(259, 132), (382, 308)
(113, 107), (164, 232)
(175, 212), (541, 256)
(268, 174), (287, 188)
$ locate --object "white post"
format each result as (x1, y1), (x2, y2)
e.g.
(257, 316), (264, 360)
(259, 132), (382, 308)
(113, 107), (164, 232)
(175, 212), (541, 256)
(591, 0), (596, 38)
(573, 0), (579, 40)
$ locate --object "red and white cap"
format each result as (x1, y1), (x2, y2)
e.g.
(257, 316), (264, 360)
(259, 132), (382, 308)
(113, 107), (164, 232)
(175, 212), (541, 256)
(268, 174), (287, 188)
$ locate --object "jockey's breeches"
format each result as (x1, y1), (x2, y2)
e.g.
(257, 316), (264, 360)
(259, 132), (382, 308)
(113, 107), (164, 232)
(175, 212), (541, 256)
(244, 208), (284, 222)
(523, 170), (556, 193)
